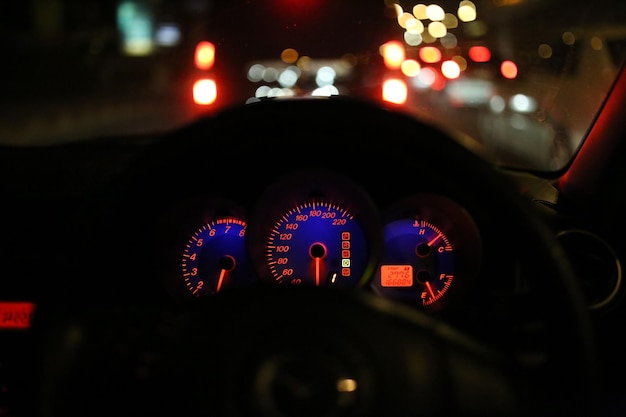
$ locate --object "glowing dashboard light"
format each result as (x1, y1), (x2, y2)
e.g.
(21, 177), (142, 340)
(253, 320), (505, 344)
(0, 301), (35, 329)
(382, 78), (408, 104)
(419, 46), (442, 63)
(193, 78), (217, 105)
(441, 60), (461, 79)
(380, 40), (405, 69)
(195, 41), (215, 70)
(501, 60), (518, 79)
(468, 45), (491, 62)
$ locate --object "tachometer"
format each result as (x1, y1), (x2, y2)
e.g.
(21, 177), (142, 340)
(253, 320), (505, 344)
(182, 216), (255, 296)
(266, 200), (368, 287)
(155, 196), (256, 299)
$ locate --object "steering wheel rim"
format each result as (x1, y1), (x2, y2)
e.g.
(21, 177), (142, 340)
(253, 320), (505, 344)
(37, 97), (596, 417)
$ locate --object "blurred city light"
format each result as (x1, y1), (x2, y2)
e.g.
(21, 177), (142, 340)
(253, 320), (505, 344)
(419, 46), (442, 63)
(401, 59), (421, 77)
(381, 40), (405, 69)
(382, 78), (408, 104)
(195, 41), (216, 70)
(501, 60), (518, 79)
(458, 1), (477, 22)
(441, 60), (461, 79)
(154, 23), (181, 47)
(117, 0), (154, 56)
(468, 46), (491, 62)
(193, 79), (217, 105)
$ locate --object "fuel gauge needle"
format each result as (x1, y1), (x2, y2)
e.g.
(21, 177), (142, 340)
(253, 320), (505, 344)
(424, 281), (437, 300)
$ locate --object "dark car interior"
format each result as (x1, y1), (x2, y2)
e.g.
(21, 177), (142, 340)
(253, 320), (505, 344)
(2, 1), (626, 417)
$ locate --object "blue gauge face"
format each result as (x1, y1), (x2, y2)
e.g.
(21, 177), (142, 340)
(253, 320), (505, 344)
(265, 201), (369, 287)
(181, 217), (256, 296)
(372, 218), (455, 307)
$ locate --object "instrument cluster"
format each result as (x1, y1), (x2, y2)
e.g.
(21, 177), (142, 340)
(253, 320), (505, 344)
(155, 169), (483, 313)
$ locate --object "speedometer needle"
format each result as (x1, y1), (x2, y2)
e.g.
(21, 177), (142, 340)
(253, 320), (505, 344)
(310, 243), (326, 287)
(315, 257), (320, 287)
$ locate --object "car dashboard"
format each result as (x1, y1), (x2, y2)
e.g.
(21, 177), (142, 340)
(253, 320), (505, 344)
(0, 96), (619, 417)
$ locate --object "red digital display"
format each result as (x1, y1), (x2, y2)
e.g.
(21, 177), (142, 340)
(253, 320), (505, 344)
(380, 265), (413, 287)
(0, 301), (35, 329)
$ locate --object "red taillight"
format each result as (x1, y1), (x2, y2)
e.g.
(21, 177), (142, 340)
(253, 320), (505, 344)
(193, 79), (217, 105)
(501, 60), (518, 79)
(192, 40), (218, 106)
(194, 41), (215, 70)
(382, 78), (408, 105)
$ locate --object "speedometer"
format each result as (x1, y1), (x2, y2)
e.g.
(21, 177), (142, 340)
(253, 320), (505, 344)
(266, 200), (368, 287)
(246, 170), (383, 289)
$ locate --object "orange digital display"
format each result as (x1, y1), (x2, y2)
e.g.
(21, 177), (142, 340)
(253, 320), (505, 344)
(380, 265), (413, 287)
(0, 301), (35, 329)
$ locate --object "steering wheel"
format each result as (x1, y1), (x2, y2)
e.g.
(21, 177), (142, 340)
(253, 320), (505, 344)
(35, 97), (596, 417)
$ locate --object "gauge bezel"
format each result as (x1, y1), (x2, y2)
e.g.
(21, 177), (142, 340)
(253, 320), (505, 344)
(246, 169), (383, 287)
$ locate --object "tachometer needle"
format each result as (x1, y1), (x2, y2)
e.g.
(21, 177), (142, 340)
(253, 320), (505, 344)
(216, 269), (226, 293)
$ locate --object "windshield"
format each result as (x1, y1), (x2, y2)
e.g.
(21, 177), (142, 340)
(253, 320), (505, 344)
(3, 0), (626, 172)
